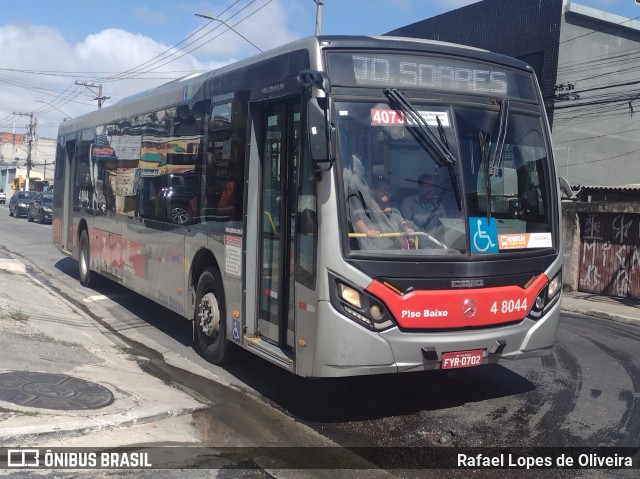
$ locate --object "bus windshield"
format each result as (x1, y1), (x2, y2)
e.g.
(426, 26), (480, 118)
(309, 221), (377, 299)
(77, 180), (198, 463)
(337, 100), (554, 257)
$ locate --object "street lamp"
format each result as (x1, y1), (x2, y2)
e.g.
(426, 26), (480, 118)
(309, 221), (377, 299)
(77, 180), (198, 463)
(195, 13), (263, 52)
(313, 0), (323, 36)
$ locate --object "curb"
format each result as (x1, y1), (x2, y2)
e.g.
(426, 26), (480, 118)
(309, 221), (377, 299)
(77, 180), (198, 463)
(0, 256), (209, 447)
(0, 405), (208, 447)
(560, 305), (640, 327)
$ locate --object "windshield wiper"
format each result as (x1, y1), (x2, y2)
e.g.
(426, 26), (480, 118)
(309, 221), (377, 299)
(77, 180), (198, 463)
(479, 131), (491, 224)
(383, 88), (462, 211)
(482, 98), (510, 224)
(436, 115), (450, 150)
(489, 99), (510, 178)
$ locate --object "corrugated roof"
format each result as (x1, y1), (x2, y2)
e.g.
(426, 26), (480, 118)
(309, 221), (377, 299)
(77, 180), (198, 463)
(577, 184), (640, 192)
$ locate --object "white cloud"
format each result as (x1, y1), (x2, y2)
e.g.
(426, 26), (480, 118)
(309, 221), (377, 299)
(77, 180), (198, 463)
(0, 25), (224, 139)
(0, 1), (303, 139)
(0, 24), (77, 138)
(74, 28), (207, 78)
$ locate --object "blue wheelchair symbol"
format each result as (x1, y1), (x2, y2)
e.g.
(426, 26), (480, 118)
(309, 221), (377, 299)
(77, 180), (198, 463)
(469, 217), (498, 254)
(232, 319), (241, 342)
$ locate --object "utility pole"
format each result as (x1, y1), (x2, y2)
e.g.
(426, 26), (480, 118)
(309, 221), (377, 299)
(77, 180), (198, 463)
(75, 81), (110, 108)
(314, 0), (324, 36)
(12, 112), (36, 190)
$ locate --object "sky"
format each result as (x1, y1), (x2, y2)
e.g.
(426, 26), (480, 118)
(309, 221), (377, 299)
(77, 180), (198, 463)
(1, 0), (639, 139)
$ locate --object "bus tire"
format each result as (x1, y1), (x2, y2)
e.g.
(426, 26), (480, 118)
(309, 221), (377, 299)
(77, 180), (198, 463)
(78, 229), (93, 287)
(194, 267), (227, 364)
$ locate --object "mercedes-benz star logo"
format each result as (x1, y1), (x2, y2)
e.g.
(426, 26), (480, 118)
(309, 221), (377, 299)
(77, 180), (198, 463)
(462, 299), (477, 318)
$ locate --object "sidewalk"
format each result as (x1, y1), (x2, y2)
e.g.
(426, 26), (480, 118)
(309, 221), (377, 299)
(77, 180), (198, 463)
(0, 256), (638, 449)
(0, 257), (208, 447)
(561, 290), (640, 327)
(0, 257), (398, 477)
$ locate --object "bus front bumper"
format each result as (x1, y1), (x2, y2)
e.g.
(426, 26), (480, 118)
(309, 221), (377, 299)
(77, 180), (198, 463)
(311, 298), (561, 377)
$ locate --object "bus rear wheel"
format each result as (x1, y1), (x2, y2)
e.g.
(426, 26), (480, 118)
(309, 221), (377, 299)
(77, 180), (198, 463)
(79, 229), (93, 287)
(194, 267), (227, 364)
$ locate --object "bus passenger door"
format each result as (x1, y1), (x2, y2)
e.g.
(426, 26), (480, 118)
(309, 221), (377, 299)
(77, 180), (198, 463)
(256, 100), (300, 347)
(62, 140), (76, 252)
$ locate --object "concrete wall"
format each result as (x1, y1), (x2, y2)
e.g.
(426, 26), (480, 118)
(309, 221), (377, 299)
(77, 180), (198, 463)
(553, 3), (640, 187)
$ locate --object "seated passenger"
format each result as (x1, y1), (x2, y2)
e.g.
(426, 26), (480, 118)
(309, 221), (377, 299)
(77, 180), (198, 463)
(351, 177), (414, 250)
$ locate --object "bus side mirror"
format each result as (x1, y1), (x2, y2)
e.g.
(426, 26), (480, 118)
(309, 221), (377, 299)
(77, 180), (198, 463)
(307, 97), (335, 170)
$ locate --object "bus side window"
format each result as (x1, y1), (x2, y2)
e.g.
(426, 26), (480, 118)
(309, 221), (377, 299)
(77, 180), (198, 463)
(136, 176), (161, 221)
(216, 177), (239, 221)
(74, 130), (94, 209)
(203, 94), (247, 225)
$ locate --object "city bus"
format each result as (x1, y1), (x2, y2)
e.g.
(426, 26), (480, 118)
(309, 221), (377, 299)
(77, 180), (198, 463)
(53, 36), (562, 377)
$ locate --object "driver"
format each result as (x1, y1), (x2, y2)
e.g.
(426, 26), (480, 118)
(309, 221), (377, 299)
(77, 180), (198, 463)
(401, 173), (445, 244)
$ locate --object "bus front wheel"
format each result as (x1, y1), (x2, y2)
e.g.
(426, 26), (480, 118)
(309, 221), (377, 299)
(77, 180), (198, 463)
(194, 267), (227, 364)
(79, 229), (92, 287)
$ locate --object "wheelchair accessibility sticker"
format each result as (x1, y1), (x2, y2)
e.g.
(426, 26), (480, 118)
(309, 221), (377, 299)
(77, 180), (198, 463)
(232, 319), (241, 343)
(469, 217), (498, 254)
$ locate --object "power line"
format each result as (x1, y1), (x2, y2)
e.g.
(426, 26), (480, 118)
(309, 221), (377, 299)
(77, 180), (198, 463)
(102, 0), (259, 82)
(119, 0), (274, 80)
(1, 0), (276, 135)
(563, 146), (640, 168)
(0, 67), (207, 78)
(195, 14), (263, 52)
(564, 79), (640, 96)
(554, 125), (640, 144)
(552, 93), (640, 110)
(559, 14), (640, 44)
(558, 49), (640, 74)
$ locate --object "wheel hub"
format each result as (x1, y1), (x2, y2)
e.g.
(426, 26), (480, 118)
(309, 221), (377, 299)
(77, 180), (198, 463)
(198, 292), (220, 337)
(171, 207), (189, 224)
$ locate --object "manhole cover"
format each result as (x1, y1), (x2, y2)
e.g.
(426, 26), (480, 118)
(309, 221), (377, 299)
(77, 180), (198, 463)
(0, 372), (114, 410)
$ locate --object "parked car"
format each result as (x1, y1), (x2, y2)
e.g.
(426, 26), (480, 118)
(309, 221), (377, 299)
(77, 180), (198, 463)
(136, 173), (200, 225)
(9, 190), (36, 218)
(27, 191), (53, 224)
(136, 172), (236, 225)
(0, 189), (6, 204)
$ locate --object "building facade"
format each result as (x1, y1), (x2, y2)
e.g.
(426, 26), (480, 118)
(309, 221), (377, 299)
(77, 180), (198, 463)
(0, 133), (56, 197)
(388, 0), (640, 187)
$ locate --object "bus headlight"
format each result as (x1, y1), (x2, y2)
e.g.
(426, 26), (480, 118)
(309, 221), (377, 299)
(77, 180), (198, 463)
(547, 274), (561, 300)
(338, 283), (362, 309)
(526, 271), (562, 321)
(330, 274), (395, 331)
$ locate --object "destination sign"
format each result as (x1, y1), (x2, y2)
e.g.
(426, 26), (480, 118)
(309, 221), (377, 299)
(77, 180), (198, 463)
(327, 52), (536, 100)
(370, 109), (450, 127)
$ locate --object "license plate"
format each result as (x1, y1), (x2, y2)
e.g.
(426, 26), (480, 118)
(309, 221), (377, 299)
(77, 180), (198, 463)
(441, 349), (483, 369)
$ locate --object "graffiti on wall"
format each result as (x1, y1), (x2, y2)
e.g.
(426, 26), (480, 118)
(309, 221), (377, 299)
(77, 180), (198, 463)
(579, 213), (640, 299)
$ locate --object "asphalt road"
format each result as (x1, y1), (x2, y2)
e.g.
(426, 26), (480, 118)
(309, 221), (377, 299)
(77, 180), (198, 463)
(0, 205), (638, 478)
